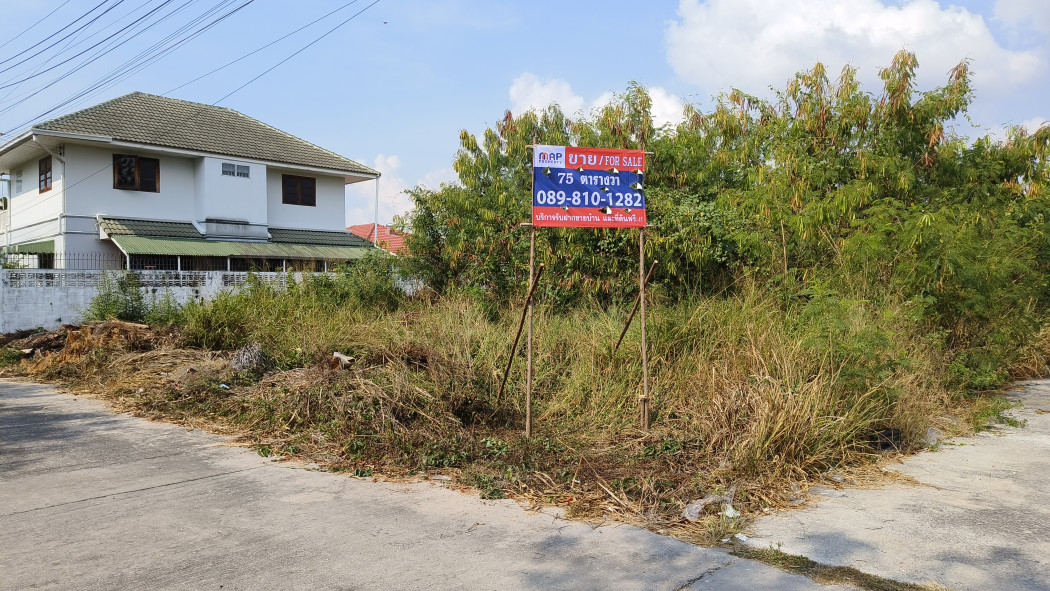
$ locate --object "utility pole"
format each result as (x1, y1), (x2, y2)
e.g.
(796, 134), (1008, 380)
(373, 177), (379, 247)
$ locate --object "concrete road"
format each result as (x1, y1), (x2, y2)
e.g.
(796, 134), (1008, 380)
(0, 380), (847, 591)
(745, 380), (1050, 591)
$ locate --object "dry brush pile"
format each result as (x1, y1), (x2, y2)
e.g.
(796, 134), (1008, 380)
(0, 276), (1013, 544)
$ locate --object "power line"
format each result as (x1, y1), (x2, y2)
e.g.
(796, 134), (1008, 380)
(2, 0), (379, 221)
(0, 0), (75, 52)
(36, 0), (245, 119)
(0, 4), (98, 105)
(2, 0), (252, 135)
(0, 3), (260, 217)
(214, 0), (381, 104)
(0, 1), (215, 111)
(0, 0), (179, 89)
(0, 0), (127, 74)
(0, 0), (213, 114)
(164, 0), (363, 96)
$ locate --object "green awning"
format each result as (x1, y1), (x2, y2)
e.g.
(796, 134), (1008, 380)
(3, 240), (55, 254)
(110, 235), (368, 260)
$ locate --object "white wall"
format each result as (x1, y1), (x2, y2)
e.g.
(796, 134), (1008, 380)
(1, 269), (99, 330)
(61, 231), (122, 258)
(266, 168), (346, 231)
(0, 154), (64, 247)
(194, 156), (267, 225)
(63, 143), (196, 222)
(0, 270), (297, 333)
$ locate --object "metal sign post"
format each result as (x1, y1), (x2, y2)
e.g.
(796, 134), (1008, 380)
(525, 144), (652, 431)
(526, 225), (536, 439)
(638, 228), (650, 429)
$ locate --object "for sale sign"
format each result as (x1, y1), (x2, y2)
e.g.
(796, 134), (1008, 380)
(532, 145), (646, 228)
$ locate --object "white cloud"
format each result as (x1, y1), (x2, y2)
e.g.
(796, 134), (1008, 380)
(510, 75), (685, 127)
(995, 0), (1050, 33)
(346, 156), (458, 226)
(1019, 116), (1050, 131)
(986, 114), (1045, 143)
(509, 73), (585, 115)
(418, 167), (458, 190)
(588, 90), (616, 115)
(666, 0), (1043, 100)
(649, 87), (686, 128)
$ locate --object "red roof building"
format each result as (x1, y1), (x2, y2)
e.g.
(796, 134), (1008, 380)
(347, 224), (408, 255)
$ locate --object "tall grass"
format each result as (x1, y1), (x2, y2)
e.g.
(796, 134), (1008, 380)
(113, 263), (989, 522)
(45, 250), (1026, 526)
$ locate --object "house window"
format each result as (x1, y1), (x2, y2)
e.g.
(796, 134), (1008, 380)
(113, 154), (160, 192)
(282, 174), (315, 206)
(39, 156), (52, 193)
(222, 163), (251, 178)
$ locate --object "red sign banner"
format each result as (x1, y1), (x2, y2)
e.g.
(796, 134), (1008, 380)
(532, 145), (646, 228)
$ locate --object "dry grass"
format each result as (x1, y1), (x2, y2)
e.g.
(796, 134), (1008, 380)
(3, 284), (1012, 544)
(1011, 322), (1050, 379)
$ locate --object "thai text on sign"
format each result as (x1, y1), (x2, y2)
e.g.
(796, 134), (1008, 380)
(532, 145), (646, 228)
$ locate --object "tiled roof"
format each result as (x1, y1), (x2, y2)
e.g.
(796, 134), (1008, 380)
(34, 92), (378, 177)
(98, 217), (203, 238)
(269, 227), (373, 248)
(347, 224), (408, 254)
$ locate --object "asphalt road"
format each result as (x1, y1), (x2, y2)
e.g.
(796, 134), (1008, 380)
(745, 380), (1050, 591)
(0, 379), (845, 591)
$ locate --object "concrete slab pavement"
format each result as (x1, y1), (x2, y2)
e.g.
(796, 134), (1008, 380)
(0, 379), (849, 591)
(745, 380), (1050, 591)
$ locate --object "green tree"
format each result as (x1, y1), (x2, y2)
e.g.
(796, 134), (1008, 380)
(401, 51), (1050, 384)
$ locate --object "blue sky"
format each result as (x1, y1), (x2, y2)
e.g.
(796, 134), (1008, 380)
(3, 0), (1048, 226)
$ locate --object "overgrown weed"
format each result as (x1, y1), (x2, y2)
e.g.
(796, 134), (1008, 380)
(18, 273), (1016, 534)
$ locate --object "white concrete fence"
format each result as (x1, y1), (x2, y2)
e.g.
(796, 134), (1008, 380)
(0, 269), (299, 334)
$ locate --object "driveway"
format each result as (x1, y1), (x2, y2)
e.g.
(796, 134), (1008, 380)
(0, 379), (844, 591)
(745, 380), (1050, 591)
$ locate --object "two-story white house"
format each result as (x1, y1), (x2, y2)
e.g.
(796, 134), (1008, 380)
(0, 92), (378, 270)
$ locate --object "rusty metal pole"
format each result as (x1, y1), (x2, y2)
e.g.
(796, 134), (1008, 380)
(639, 228), (650, 429)
(526, 226), (535, 439)
(614, 260), (658, 353)
(496, 263), (545, 404)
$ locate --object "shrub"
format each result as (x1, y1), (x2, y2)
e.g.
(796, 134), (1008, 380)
(338, 249), (404, 312)
(83, 272), (186, 326)
(83, 272), (147, 322)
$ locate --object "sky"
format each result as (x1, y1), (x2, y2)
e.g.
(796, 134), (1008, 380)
(2, 0), (1048, 227)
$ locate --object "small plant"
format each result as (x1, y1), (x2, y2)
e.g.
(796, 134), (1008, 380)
(466, 472), (506, 500)
(1, 255), (25, 269)
(482, 436), (510, 459)
(83, 271), (146, 322)
(145, 288), (185, 326)
(642, 438), (684, 458)
(973, 395), (1026, 430)
(0, 348), (24, 367)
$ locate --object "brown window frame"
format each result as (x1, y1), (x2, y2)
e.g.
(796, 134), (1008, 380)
(38, 156), (52, 193)
(281, 174), (316, 207)
(113, 154), (160, 192)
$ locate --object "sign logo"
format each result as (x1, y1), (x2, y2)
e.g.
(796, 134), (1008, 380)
(533, 145), (565, 168)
